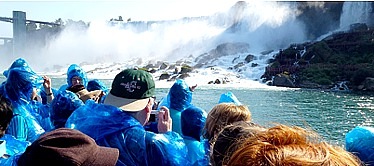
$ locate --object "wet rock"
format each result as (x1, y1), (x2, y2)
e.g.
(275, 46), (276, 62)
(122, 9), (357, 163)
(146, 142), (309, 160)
(234, 62), (245, 69)
(361, 77), (374, 91)
(215, 79), (221, 84)
(273, 74), (295, 87)
(159, 62), (169, 70)
(178, 73), (190, 79)
(180, 65), (193, 74)
(245, 54), (255, 63)
(251, 63), (258, 67)
(159, 73), (170, 80)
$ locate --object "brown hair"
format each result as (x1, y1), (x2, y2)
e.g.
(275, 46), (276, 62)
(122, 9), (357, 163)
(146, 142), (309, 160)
(227, 125), (363, 166)
(204, 103), (251, 143)
(212, 121), (266, 166)
(0, 94), (13, 138)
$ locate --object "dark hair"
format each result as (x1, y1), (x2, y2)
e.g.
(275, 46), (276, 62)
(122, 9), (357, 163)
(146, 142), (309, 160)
(0, 94), (13, 138)
(212, 121), (265, 166)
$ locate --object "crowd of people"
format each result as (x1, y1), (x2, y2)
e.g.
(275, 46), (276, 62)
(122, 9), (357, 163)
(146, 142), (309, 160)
(0, 57), (371, 165)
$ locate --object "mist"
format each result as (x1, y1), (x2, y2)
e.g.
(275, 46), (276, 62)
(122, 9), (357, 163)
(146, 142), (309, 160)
(3, 1), (308, 73)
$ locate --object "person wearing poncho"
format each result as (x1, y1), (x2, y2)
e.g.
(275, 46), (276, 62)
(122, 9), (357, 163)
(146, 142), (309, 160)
(3, 68), (47, 142)
(158, 79), (193, 136)
(59, 64), (88, 92)
(0, 94), (30, 166)
(181, 106), (209, 166)
(66, 69), (189, 166)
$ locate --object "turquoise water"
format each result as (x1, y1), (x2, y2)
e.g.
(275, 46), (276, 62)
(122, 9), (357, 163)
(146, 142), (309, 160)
(192, 87), (374, 146)
(5, 77), (374, 146)
(85, 78), (374, 146)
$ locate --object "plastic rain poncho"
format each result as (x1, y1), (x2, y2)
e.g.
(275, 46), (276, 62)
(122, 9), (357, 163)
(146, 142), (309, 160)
(87, 79), (108, 93)
(87, 79), (108, 103)
(0, 154), (21, 166)
(4, 68), (45, 142)
(159, 79), (193, 136)
(66, 100), (189, 166)
(346, 126), (374, 164)
(218, 91), (242, 105)
(40, 87), (59, 105)
(29, 101), (53, 132)
(2, 58), (34, 78)
(50, 90), (84, 129)
(66, 64), (88, 88)
(0, 134), (30, 156)
(181, 106), (209, 165)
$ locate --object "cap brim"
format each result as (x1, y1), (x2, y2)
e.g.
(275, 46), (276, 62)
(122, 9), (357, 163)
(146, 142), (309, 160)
(104, 92), (150, 112)
(80, 90), (102, 103)
(88, 146), (119, 166)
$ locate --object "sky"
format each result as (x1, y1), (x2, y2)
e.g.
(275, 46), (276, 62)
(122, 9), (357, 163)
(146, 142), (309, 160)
(0, 0), (237, 37)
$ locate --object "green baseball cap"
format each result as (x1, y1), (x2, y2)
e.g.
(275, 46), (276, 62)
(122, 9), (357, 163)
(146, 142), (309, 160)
(104, 69), (155, 111)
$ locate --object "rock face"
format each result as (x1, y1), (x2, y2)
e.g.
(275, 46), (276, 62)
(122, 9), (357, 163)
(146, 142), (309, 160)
(195, 42), (250, 64)
(262, 26), (374, 92)
(244, 54), (255, 63)
(272, 74), (295, 87)
(358, 77), (374, 91)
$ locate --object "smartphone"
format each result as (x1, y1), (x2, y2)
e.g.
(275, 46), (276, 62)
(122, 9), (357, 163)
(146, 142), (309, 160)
(149, 110), (158, 122)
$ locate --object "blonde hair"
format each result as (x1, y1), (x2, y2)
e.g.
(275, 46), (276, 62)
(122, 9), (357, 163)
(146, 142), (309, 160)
(204, 103), (251, 143)
(227, 125), (362, 166)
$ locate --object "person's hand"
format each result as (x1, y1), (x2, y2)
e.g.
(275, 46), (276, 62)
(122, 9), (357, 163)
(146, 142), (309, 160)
(43, 76), (54, 103)
(190, 84), (197, 92)
(157, 106), (172, 133)
(93, 91), (105, 103)
(43, 76), (52, 93)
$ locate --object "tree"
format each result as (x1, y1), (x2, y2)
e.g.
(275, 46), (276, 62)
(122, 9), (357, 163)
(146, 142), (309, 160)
(26, 22), (37, 32)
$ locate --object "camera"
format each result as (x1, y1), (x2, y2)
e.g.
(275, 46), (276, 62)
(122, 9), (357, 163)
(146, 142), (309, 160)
(149, 110), (158, 122)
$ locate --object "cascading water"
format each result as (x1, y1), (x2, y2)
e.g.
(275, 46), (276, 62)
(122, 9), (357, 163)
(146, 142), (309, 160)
(29, 1), (307, 83)
(339, 1), (373, 30)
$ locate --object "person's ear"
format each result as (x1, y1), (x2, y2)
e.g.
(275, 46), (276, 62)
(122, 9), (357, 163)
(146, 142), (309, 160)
(145, 98), (152, 113)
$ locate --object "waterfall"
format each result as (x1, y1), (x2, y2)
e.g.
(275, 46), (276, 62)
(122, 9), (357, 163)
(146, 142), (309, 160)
(340, 2), (373, 30)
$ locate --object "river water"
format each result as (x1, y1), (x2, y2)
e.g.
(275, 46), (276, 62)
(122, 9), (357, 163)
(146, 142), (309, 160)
(192, 87), (374, 146)
(74, 78), (374, 146)
(4, 77), (374, 147)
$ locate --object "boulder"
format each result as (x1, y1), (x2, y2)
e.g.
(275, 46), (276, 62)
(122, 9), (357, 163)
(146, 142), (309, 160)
(273, 74), (295, 87)
(361, 77), (374, 91)
(234, 62), (245, 69)
(159, 73), (170, 80)
(251, 63), (258, 67)
(244, 54), (255, 63)
(159, 62), (169, 70)
(215, 79), (221, 84)
(180, 65), (193, 74)
(178, 73), (190, 79)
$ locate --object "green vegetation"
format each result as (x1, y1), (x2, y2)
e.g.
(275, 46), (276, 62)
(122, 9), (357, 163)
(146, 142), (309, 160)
(264, 27), (374, 90)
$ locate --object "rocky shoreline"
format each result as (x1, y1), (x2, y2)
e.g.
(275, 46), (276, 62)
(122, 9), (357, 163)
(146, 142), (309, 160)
(261, 24), (374, 92)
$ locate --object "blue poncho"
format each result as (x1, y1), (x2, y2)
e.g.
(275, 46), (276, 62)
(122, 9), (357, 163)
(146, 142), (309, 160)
(181, 106), (209, 165)
(50, 90), (84, 129)
(218, 91), (242, 105)
(66, 100), (189, 166)
(86, 79), (108, 103)
(87, 79), (108, 93)
(4, 68), (45, 142)
(0, 134), (30, 156)
(29, 100), (53, 132)
(40, 87), (59, 105)
(159, 79), (193, 135)
(346, 126), (374, 164)
(66, 64), (88, 88)
(2, 58), (34, 78)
